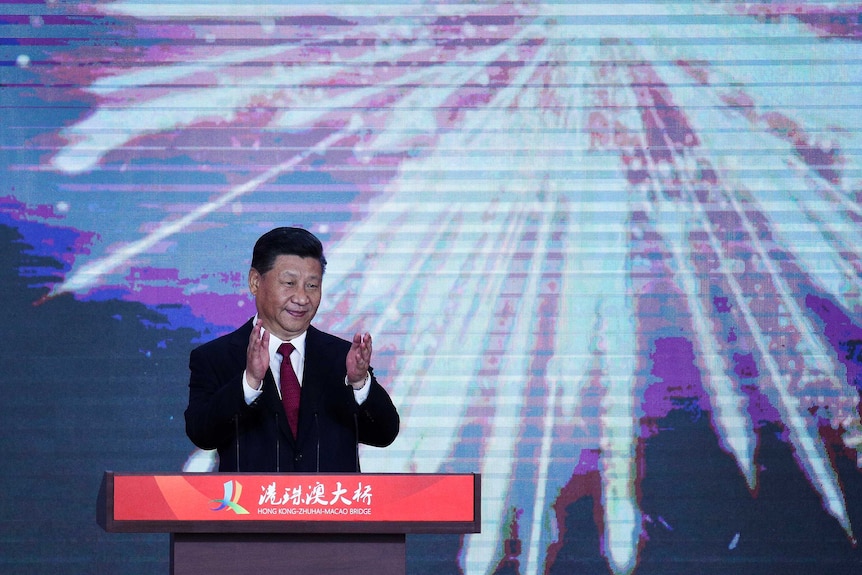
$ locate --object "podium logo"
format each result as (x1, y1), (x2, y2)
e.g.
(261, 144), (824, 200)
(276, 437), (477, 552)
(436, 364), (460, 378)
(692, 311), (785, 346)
(210, 480), (250, 514)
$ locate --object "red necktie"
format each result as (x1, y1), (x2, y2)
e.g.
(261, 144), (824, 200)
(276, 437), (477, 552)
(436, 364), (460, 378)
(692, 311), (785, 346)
(278, 342), (301, 437)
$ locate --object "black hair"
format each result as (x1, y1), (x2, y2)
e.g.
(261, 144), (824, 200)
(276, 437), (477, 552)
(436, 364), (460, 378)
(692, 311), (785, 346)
(250, 227), (327, 275)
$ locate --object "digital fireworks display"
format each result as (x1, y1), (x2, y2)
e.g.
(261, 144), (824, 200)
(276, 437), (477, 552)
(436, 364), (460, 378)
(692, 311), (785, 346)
(2, 2), (861, 574)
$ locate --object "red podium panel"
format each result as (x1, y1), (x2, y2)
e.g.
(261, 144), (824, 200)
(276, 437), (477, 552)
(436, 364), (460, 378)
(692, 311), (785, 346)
(98, 472), (480, 575)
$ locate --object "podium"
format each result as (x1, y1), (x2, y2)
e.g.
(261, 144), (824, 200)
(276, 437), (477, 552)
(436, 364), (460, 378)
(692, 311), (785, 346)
(98, 472), (480, 575)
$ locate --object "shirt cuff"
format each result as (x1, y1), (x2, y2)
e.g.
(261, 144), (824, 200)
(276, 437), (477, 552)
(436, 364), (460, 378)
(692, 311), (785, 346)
(242, 370), (264, 405)
(347, 372), (371, 404)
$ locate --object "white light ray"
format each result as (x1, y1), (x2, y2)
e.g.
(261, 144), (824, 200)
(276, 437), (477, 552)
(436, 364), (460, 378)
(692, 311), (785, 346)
(626, 64), (760, 485)
(653, 195), (758, 487)
(53, 124), (357, 295)
(467, 203), (555, 575)
(599, 329), (640, 575)
(657, 60), (857, 535)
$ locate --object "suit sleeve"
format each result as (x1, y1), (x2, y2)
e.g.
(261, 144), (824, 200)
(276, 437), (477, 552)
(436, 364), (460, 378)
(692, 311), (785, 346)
(184, 344), (252, 450)
(355, 368), (400, 448)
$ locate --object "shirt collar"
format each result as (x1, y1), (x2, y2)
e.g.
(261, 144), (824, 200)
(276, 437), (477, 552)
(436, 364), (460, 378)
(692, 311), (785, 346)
(270, 329), (307, 360)
(252, 315), (308, 362)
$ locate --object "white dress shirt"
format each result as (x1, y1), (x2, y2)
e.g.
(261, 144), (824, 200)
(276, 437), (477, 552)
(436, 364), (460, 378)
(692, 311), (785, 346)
(242, 320), (370, 406)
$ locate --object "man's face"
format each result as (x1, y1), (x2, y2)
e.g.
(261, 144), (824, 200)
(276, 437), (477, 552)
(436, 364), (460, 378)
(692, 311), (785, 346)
(249, 254), (323, 341)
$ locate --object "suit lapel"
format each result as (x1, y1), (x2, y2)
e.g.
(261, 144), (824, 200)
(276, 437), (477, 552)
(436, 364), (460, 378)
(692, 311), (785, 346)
(296, 326), (331, 443)
(235, 318), (298, 444)
(261, 368), (291, 435)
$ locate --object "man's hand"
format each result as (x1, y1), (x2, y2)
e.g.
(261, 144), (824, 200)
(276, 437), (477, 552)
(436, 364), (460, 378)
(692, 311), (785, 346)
(346, 332), (372, 389)
(246, 318), (270, 390)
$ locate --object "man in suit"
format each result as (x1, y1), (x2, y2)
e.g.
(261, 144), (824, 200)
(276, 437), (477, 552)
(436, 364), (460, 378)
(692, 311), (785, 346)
(185, 227), (400, 472)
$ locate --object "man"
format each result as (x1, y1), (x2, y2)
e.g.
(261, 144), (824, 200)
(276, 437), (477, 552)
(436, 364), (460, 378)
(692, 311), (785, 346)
(185, 227), (399, 472)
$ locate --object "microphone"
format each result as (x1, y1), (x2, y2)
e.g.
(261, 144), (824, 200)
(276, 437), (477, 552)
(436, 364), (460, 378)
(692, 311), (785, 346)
(275, 411), (281, 473)
(314, 411), (320, 472)
(234, 415), (241, 472)
(353, 411), (361, 473)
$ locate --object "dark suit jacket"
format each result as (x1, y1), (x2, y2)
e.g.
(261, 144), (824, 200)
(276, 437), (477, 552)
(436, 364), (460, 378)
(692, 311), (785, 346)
(185, 320), (399, 472)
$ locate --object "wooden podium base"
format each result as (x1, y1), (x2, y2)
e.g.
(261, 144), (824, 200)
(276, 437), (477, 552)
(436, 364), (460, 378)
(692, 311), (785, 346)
(170, 533), (406, 575)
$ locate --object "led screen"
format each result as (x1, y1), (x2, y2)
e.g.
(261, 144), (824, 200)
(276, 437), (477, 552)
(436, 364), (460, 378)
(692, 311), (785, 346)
(1, 1), (861, 573)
